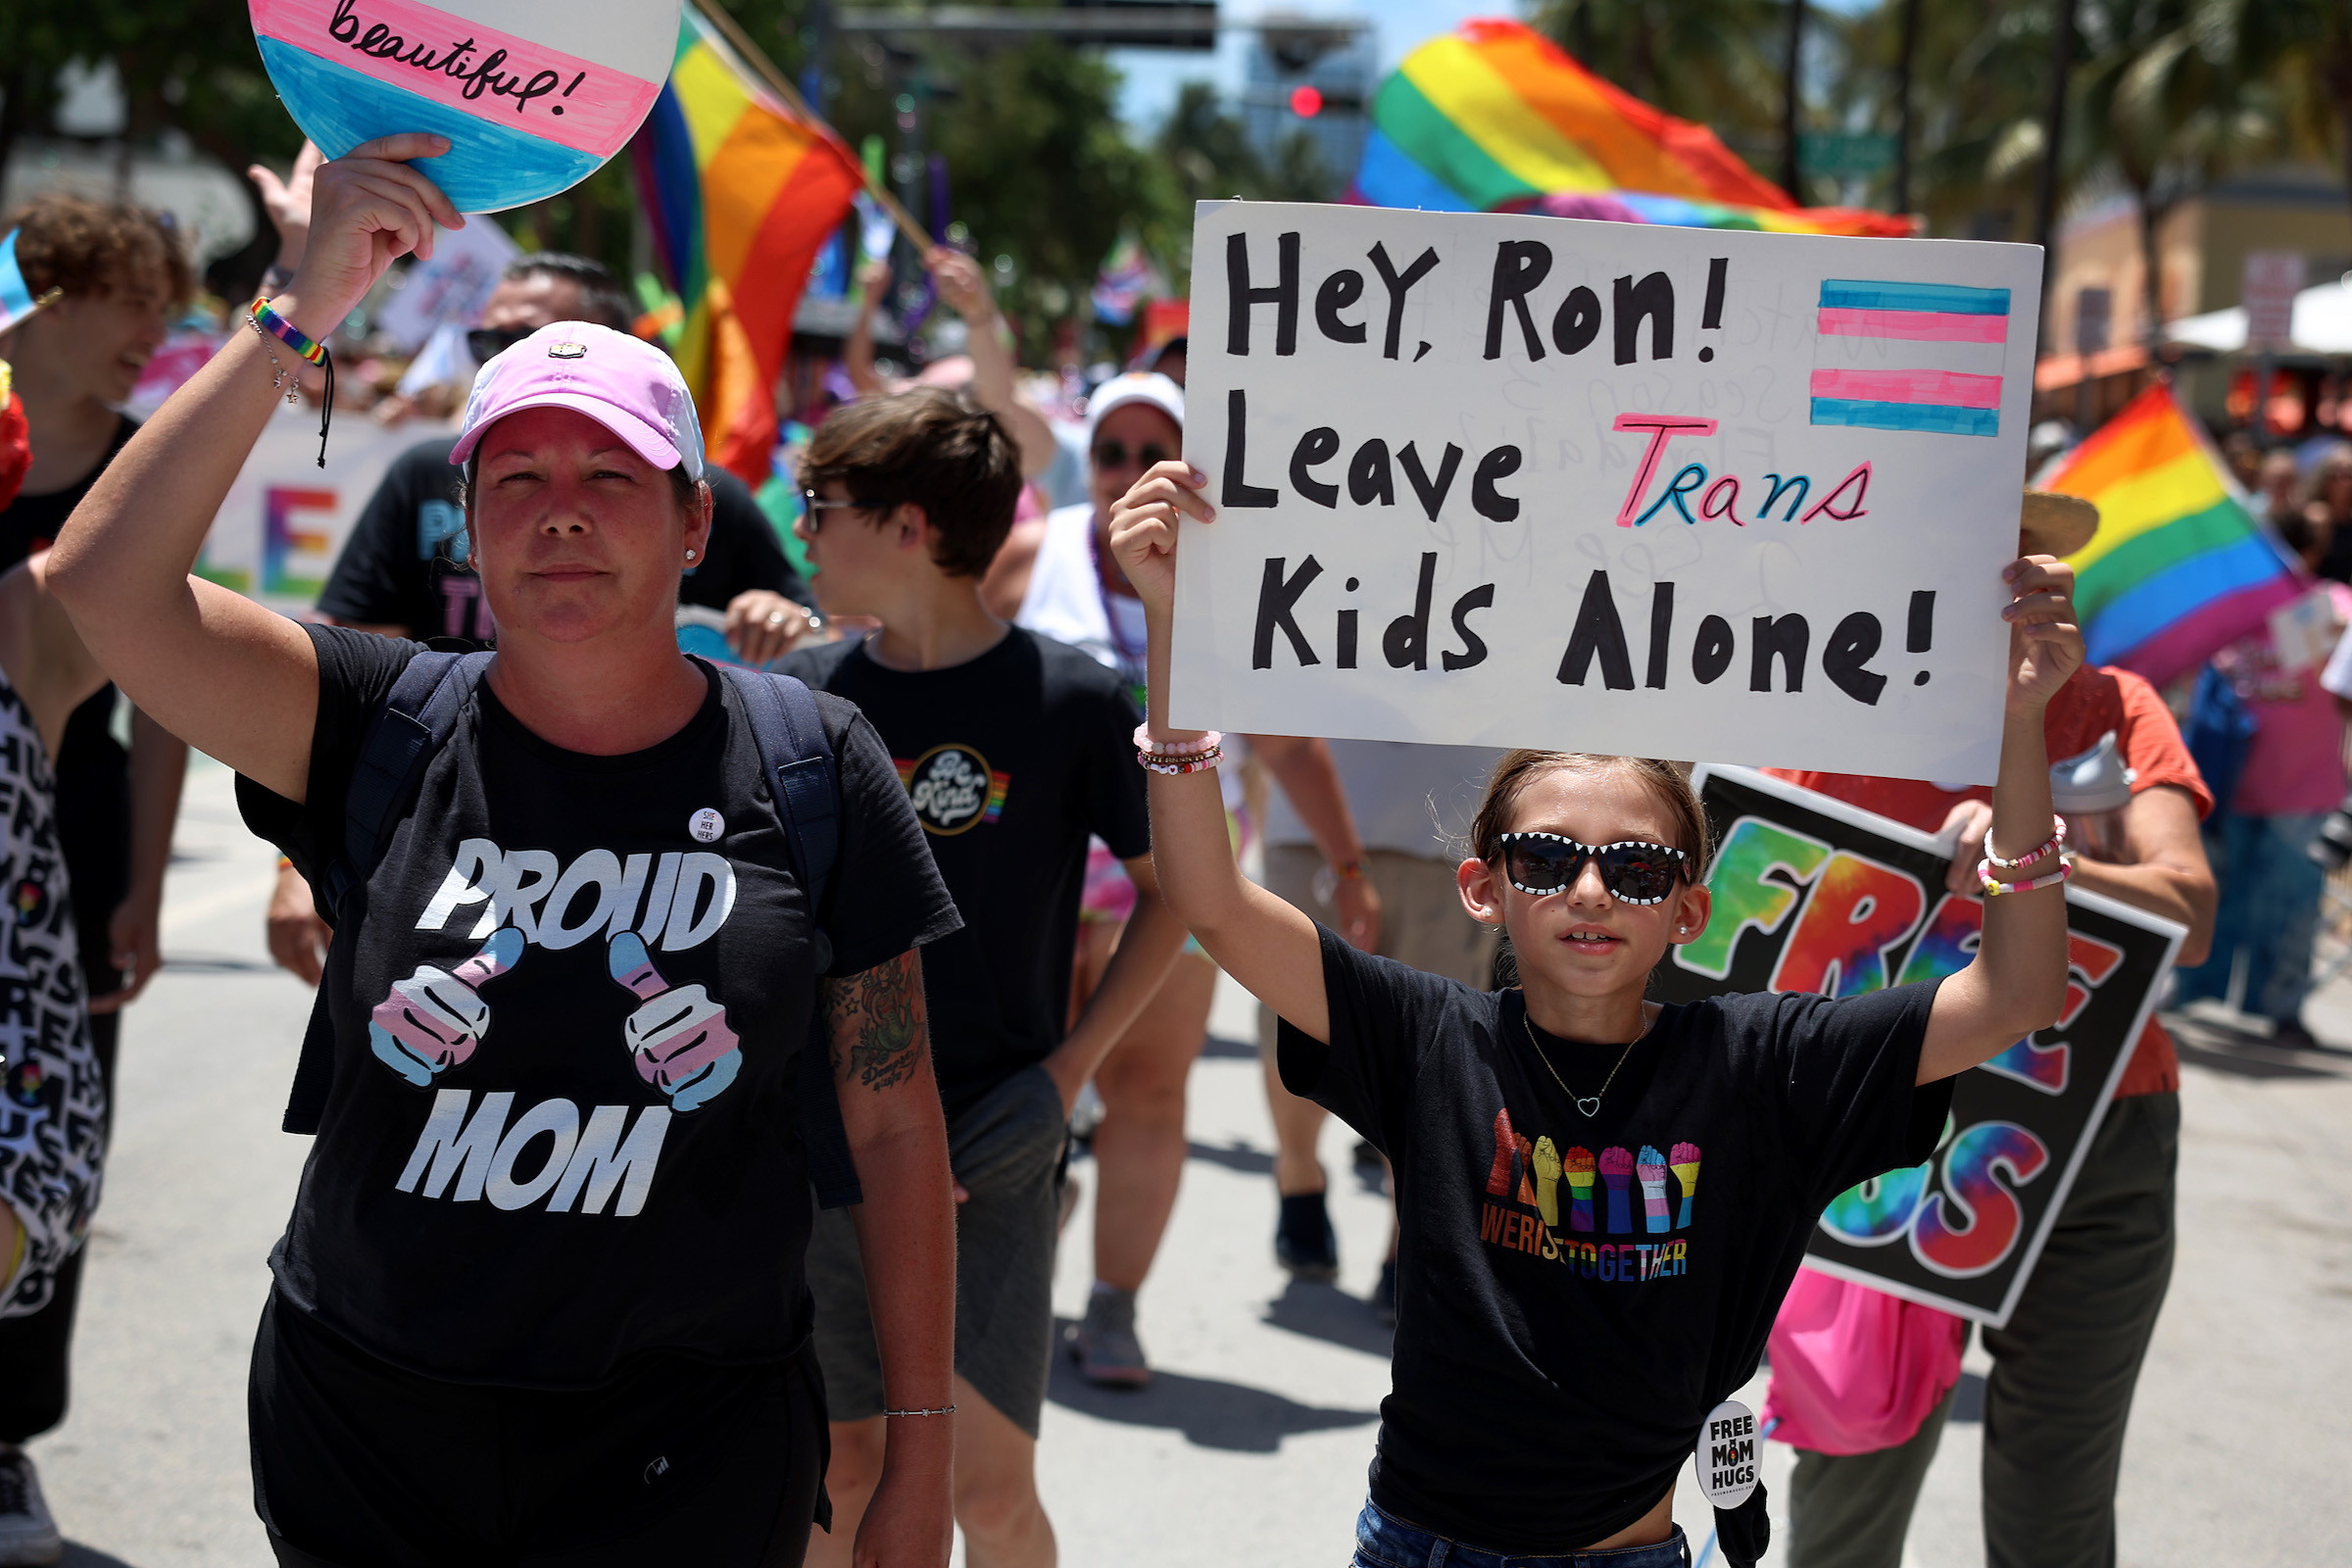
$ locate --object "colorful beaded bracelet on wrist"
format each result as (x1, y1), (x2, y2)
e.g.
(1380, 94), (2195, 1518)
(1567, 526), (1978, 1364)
(1139, 746), (1223, 775)
(249, 297), (336, 468)
(1331, 858), (1365, 880)
(1977, 857), (2073, 897)
(1984, 816), (2065, 870)
(1133, 724), (1222, 758)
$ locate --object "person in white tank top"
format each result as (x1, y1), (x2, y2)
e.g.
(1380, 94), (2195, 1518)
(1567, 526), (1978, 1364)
(986, 373), (1382, 1387)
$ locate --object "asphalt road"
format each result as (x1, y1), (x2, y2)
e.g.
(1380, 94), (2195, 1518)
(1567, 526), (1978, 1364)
(36, 759), (2352, 1565)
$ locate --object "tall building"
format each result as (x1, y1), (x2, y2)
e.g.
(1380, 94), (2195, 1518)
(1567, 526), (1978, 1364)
(1241, 17), (1374, 198)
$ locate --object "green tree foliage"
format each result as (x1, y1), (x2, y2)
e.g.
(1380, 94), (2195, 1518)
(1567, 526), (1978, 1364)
(1, 0), (305, 287)
(1532, 0), (1791, 180)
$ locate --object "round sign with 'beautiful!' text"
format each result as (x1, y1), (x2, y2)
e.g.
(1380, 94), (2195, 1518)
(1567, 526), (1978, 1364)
(1692, 1398), (1760, 1509)
(249, 0), (682, 213)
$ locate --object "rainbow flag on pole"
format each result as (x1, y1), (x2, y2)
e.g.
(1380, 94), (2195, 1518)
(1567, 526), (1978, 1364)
(632, 2), (863, 481)
(1352, 20), (1910, 238)
(2041, 384), (2302, 686)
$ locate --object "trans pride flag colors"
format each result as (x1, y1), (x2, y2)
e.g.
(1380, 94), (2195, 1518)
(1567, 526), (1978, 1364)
(2042, 385), (2302, 685)
(0, 230), (52, 336)
(632, 2), (862, 482)
(1352, 20), (1910, 239)
(248, 0), (678, 213)
(1809, 281), (2011, 438)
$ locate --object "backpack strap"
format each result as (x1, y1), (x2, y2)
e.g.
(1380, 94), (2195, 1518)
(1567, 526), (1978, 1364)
(718, 665), (862, 1210)
(285, 649), (492, 1134)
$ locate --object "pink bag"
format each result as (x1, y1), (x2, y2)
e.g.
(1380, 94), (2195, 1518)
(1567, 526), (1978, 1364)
(1761, 1266), (1968, 1455)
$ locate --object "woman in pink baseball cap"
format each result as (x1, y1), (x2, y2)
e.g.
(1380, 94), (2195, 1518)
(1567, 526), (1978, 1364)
(43, 137), (957, 1568)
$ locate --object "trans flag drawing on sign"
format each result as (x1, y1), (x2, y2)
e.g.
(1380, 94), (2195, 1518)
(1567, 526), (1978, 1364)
(1811, 280), (2012, 438)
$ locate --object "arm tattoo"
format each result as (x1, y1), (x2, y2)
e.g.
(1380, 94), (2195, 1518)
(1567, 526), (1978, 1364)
(818, 951), (925, 1093)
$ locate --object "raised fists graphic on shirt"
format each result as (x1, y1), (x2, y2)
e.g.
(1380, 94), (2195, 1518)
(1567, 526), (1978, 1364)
(608, 932), (743, 1111)
(369, 928), (525, 1086)
(1485, 1113), (1701, 1243)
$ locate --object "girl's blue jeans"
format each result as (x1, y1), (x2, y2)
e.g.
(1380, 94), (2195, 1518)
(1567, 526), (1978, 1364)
(1351, 1498), (1692, 1568)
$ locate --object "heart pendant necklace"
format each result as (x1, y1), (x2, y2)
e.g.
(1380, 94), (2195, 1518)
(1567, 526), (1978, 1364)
(1522, 1005), (1650, 1119)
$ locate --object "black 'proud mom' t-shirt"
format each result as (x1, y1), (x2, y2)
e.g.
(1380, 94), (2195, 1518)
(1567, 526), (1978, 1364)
(1279, 926), (1950, 1552)
(239, 626), (959, 1388)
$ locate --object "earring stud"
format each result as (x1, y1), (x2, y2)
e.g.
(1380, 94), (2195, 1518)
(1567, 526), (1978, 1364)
(685, 548), (698, 562)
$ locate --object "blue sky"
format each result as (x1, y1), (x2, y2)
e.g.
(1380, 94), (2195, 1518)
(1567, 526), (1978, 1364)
(1107, 0), (1876, 136)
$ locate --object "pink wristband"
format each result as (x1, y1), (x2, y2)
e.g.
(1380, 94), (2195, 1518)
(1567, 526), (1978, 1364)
(1984, 817), (2065, 870)
(1134, 724), (1222, 758)
(1977, 857), (2074, 898)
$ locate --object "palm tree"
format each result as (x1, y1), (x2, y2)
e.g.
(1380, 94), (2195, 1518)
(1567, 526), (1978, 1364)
(1534, 0), (1791, 189)
(2074, 0), (2282, 340)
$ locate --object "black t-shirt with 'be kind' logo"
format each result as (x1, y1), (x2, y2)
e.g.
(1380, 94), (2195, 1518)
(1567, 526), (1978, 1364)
(782, 628), (1148, 1119)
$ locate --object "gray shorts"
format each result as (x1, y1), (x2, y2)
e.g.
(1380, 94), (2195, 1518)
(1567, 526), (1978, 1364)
(808, 1063), (1067, 1437)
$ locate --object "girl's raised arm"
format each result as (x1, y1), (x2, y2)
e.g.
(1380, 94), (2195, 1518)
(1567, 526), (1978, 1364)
(1917, 556), (2083, 1082)
(1109, 461), (1335, 1042)
(45, 135), (464, 805)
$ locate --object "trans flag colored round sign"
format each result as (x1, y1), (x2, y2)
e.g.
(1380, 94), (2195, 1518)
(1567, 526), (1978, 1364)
(250, 0), (682, 213)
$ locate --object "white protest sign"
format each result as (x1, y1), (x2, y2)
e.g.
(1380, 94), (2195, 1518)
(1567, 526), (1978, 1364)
(197, 404), (453, 611)
(2268, 584), (2340, 674)
(1170, 203), (2043, 784)
(375, 216), (520, 352)
(249, 0), (681, 214)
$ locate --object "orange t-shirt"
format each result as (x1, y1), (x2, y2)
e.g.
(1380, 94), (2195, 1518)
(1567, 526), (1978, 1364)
(1768, 665), (2210, 1099)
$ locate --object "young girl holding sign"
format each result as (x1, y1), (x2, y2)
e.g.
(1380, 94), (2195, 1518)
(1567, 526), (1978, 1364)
(1107, 460), (2082, 1563)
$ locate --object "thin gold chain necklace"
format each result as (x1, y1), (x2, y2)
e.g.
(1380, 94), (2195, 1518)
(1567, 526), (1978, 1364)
(1520, 1004), (1652, 1118)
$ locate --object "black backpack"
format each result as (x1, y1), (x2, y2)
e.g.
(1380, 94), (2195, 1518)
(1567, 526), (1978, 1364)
(287, 649), (863, 1208)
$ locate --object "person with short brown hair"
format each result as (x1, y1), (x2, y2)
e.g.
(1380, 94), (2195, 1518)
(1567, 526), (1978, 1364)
(782, 386), (1189, 1566)
(0, 192), (193, 1558)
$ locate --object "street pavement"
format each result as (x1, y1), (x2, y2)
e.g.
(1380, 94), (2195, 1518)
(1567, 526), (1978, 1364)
(35, 758), (2352, 1565)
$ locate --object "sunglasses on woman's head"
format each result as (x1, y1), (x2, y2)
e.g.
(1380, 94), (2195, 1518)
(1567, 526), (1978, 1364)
(1495, 833), (1689, 905)
(1093, 440), (1172, 472)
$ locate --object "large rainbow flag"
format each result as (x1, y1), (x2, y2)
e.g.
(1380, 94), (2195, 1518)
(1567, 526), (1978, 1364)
(632, 3), (863, 481)
(1353, 20), (1910, 239)
(2042, 384), (2302, 685)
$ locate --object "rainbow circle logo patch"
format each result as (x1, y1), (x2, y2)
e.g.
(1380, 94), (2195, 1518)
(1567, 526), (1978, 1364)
(249, 0), (683, 214)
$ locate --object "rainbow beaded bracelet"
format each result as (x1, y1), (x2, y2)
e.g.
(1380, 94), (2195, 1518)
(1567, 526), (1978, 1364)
(248, 297), (336, 467)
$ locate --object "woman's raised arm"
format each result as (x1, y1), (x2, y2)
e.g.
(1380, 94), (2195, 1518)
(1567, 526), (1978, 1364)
(45, 135), (464, 804)
(1108, 461), (1334, 1041)
(1918, 556), (2083, 1082)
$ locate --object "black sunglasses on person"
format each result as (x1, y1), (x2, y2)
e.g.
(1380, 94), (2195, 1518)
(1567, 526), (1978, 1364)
(466, 326), (538, 365)
(801, 489), (897, 532)
(1495, 833), (1689, 906)
(1093, 440), (1172, 472)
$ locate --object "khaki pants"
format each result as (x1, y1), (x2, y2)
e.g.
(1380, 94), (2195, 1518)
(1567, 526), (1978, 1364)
(1786, 1092), (2180, 1568)
(1253, 844), (1498, 1056)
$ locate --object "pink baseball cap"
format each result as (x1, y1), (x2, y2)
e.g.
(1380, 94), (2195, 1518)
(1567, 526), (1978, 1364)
(450, 321), (706, 480)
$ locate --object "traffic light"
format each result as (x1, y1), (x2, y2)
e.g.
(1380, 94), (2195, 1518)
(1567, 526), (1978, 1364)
(1288, 83), (1323, 117)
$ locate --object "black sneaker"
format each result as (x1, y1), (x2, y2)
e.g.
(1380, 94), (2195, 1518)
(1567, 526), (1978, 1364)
(1275, 1191), (1339, 1283)
(0, 1448), (61, 1565)
(1372, 1258), (1397, 1327)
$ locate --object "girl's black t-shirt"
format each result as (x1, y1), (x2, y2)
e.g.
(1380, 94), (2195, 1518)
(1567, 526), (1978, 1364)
(1278, 926), (1951, 1552)
(238, 625), (960, 1388)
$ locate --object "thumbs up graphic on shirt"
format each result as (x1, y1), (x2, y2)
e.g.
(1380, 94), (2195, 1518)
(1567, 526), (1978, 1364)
(368, 928), (524, 1086)
(1598, 1146), (1636, 1234)
(1531, 1137), (1562, 1228)
(1636, 1145), (1672, 1234)
(608, 933), (742, 1112)
(1563, 1146), (1596, 1233)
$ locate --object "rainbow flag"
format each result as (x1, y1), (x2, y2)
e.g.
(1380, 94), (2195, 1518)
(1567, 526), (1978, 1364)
(1353, 20), (1910, 239)
(2042, 384), (2302, 686)
(632, 3), (863, 482)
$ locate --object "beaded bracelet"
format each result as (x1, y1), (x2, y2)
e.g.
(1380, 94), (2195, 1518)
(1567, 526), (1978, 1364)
(883, 1405), (956, 1418)
(1139, 746), (1223, 775)
(1134, 724), (1222, 759)
(1984, 816), (2065, 870)
(249, 297), (335, 467)
(1977, 857), (2073, 898)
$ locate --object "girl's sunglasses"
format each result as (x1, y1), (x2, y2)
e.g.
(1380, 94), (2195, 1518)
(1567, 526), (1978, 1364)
(1495, 833), (1689, 906)
(801, 490), (895, 532)
(1093, 440), (1172, 471)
